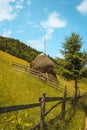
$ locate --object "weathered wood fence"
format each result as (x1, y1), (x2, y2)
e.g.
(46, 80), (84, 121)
(12, 62), (59, 87)
(11, 62), (76, 96)
(0, 86), (87, 130)
(38, 87), (87, 130)
(11, 62), (86, 95)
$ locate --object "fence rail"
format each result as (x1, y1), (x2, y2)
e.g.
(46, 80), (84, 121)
(11, 62), (78, 96)
(10, 62), (87, 130)
(0, 103), (40, 113)
(0, 85), (87, 130)
(11, 62), (86, 94)
(12, 62), (58, 87)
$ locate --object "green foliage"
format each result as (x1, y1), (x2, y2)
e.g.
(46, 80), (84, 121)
(0, 36), (40, 62)
(61, 32), (87, 80)
(54, 57), (65, 76)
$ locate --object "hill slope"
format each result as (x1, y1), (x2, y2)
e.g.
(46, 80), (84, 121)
(0, 51), (87, 130)
(0, 51), (62, 130)
(0, 36), (40, 62)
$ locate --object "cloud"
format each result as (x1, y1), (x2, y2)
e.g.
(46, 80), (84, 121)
(0, 0), (24, 22)
(41, 11), (67, 40)
(14, 0), (24, 10)
(27, 12), (67, 52)
(27, 0), (32, 5)
(27, 39), (44, 51)
(43, 28), (54, 40)
(41, 12), (67, 29)
(76, 0), (87, 15)
(2, 30), (12, 37)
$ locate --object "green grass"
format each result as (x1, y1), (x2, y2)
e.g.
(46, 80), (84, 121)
(0, 51), (63, 130)
(0, 51), (87, 130)
(47, 99), (87, 130)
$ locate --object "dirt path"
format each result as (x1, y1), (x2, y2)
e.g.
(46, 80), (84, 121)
(84, 117), (87, 130)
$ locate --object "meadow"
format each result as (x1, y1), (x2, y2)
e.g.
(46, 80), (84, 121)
(0, 51), (87, 130)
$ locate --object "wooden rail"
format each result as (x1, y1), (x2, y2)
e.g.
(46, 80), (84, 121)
(12, 62), (58, 87)
(11, 62), (76, 96)
(12, 62), (85, 95)
(0, 103), (40, 113)
(0, 85), (87, 130)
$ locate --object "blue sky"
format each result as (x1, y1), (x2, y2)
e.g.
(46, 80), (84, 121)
(0, 0), (87, 58)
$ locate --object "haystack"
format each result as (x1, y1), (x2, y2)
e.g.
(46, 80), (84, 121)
(30, 53), (57, 81)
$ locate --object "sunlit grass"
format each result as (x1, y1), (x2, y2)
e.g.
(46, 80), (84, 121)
(0, 51), (87, 130)
(0, 51), (62, 129)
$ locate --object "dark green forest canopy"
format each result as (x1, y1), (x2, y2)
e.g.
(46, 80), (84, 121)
(0, 36), (40, 62)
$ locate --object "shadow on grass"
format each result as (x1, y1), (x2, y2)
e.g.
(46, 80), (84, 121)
(44, 108), (76, 130)
(78, 98), (87, 114)
(45, 98), (87, 130)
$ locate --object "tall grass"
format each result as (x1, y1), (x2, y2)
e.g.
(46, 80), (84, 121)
(0, 51), (87, 130)
(0, 51), (62, 130)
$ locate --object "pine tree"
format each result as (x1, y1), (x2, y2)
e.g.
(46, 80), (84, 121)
(61, 32), (87, 100)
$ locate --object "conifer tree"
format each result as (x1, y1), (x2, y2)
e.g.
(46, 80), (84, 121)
(61, 32), (87, 99)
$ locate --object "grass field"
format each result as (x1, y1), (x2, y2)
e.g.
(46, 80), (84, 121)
(0, 51), (87, 130)
(0, 51), (63, 130)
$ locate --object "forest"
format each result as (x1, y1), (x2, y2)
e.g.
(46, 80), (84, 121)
(0, 36), (40, 62)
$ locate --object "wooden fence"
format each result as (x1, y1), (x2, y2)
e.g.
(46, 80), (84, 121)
(38, 87), (87, 130)
(0, 86), (87, 130)
(12, 62), (59, 87)
(11, 62), (77, 96)
(12, 62), (86, 96)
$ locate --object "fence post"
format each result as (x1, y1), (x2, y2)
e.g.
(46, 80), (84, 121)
(61, 85), (67, 119)
(40, 93), (46, 130)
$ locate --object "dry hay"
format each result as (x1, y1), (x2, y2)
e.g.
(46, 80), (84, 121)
(30, 53), (58, 81)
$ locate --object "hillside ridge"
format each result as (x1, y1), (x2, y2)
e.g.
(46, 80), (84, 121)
(0, 36), (40, 63)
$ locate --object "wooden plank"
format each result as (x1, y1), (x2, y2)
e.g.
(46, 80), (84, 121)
(39, 96), (73, 103)
(12, 62), (27, 68)
(0, 103), (40, 113)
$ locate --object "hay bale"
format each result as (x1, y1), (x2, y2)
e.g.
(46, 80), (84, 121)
(30, 53), (54, 72)
(30, 53), (57, 80)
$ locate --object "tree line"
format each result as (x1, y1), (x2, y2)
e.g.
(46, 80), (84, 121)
(0, 36), (40, 62)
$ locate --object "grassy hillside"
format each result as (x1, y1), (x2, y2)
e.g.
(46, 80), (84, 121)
(0, 51), (63, 130)
(0, 51), (87, 130)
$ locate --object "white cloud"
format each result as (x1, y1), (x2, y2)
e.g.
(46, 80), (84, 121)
(2, 30), (12, 37)
(0, 0), (24, 22)
(41, 12), (67, 40)
(14, 0), (23, 10)
(41, 12), (67, 29)
(76, 0), (87, 15)
(27, 12), (67, 52)
(43, 28), (54, 40)
(27, 0), (32, 5)
(27, 39), (44, 51)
